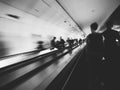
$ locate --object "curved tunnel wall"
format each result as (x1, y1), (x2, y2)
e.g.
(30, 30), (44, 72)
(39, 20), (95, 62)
(0, 0), (82, 57)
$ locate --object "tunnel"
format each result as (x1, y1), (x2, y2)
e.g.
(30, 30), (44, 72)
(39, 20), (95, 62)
(0, 0), (120, 90)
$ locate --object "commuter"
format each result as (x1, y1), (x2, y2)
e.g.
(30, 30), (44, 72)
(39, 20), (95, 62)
(101, 20), (120, 90)
(66, 38), (73, 54)
(102, 20), (120, 60)
(66, 38), (70, 46)
(50, 37), (56, 50)
(0, 34), (7, 57)
(70, 39), (74, 47)
(36, 41), (44, 52)
(79, 38), (82, 45)
(86, 22), (104, 90)
(59, 37), (65, 48)
(55, 40), (61, 50)
(74, 39), (79, 46)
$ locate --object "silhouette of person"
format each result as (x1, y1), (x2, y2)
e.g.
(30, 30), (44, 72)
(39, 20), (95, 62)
(90, 22), (98, 33)
(86, 22), (104, 90)
(0, 34), (7, 58)
(102, 20), (120, 60)
(66, 38), (73, 54)
(36, 41), (44, 52)
(50, 37), (56, 50)
(101, 20), (120, 90)
(55, 40), (60, 50)
(79, 38), (82, 45)
(60, 37), (65, 48)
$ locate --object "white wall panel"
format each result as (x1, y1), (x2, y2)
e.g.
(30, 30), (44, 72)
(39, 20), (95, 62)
(0, 1), (81, 57)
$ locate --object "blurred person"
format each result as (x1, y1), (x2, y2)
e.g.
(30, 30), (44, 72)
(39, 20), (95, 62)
(66, 37), (71, 47)
(50, 37), (56, 50)
(36, 41), (45, 52)
(59, 37), (65, 48)
(79, 38), (82, 45)
(66, 38), (73, 54)
(0, 33), (7, 58)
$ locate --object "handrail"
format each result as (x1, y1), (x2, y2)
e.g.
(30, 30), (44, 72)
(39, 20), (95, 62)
(0, 44), (80, 71)
(0, 48), (58, 70)
(0, 49), (47, 60)
(0, 44), (80, 90)
(0, 49), (59, 75)
(0, 44), (78, 60)
(0, 45), (79, 72)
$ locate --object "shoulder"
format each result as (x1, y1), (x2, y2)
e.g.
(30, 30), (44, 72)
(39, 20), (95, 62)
(87, 33), (102, 39)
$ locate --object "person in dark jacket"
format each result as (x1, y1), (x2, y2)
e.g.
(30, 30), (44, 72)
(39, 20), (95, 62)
(101, 20), (120, 90)
(50, 37), (56, 50)
(86, 22), (104, 90)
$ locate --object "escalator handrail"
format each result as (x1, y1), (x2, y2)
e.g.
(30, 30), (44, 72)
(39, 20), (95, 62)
(0, 49), (48, 60)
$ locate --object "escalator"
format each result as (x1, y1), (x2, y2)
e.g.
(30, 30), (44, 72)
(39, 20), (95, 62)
(0, 44), (84, 90)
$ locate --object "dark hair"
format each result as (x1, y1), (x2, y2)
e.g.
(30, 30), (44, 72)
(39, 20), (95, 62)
(90, 22), (98, 30)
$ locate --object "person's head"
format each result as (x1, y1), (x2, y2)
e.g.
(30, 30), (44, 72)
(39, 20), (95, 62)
(53, 37), (56, 39)
(90, 22), (98, 32)
(106, 20), (113, 29)
(90, 22), (98, 33)
(60, 36), (62, 39)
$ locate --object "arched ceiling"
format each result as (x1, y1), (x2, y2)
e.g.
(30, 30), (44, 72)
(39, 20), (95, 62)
(57, 0), (120, 34)
(0, 0), (120, 35)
